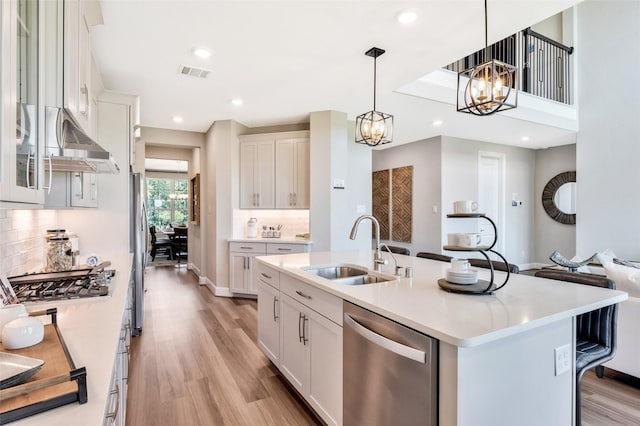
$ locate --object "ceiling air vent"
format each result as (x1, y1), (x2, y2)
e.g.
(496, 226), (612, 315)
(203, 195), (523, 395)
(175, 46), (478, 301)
(178, 64), (211, 79)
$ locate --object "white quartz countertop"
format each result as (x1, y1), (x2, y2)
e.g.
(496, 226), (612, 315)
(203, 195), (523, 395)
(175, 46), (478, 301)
(11, 254), (132, 426)
(229, 237), (312, 244)
(257, 250), (628, 348)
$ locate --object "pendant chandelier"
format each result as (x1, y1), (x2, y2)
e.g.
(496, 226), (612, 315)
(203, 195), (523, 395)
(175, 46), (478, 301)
(355, 47), (393, 146)
(457, 0), (517, 115)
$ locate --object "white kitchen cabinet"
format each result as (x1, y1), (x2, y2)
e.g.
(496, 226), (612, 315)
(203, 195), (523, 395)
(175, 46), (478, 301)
(239, 130), (309, 210)
(257, 278), (280, 366)
(45, 171), (98, 208)
(279, 291), (343, 426)
(103, 277), (133, 426)
(64, 0), (102, 136)
(229, 241), (310, 296)
(0, 0), (46, 205)
(239, 137), (274, 209)
(275, 137), (310, 208)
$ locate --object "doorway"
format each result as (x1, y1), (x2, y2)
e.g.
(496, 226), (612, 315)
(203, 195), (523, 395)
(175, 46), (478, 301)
(477, 152), (505, 253)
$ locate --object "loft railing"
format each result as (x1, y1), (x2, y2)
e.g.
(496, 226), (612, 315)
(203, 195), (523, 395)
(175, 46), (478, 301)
(445, 28), (574, 105)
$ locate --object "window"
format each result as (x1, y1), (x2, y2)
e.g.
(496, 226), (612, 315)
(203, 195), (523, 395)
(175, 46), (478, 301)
(146, 177), (188, 228)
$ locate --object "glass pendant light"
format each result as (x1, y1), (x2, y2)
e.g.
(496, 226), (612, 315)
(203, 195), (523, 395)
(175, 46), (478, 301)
(457, 0), (517, 115)
(356, 47), (394, 146)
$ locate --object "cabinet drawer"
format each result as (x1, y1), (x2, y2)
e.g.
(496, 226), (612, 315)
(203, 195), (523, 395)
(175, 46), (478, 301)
(266, 243), (310, 254)
(229, 242), (266, 253)
(280, 274), (342, 325)
(256, 263), (280, 289)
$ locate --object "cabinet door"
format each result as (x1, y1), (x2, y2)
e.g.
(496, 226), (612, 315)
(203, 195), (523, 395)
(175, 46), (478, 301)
(71, 172), (98, 207)
(229, 253), (249, 293)
(275, 139), (294, 208)
(293, 138), (310, 208)
(256, 140), (274, 208)
(239, 142), (257, 208)
(0, 0), (45, 204)
(308, 310), (343, 426)
(257, 280), (280, 365)
(63, 0), (79, 116)
(279, 294), (309, 395)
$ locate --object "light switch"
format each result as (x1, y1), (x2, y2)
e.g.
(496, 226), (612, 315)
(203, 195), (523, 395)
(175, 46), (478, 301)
(357, 205), (366, 213)
(432, 205), (438, 214)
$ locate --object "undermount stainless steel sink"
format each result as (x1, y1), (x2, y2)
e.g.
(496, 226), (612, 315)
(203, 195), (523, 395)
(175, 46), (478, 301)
(303, 265), (368, 280)
(304, 264), (395, 286)
(332, 274), (395, 286)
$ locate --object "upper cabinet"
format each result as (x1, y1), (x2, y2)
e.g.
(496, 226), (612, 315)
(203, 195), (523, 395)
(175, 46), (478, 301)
(0, 0), (46, 204)
(275, 136), (309, 209)
(64, 0), (102, 138)
(239, 131), (310, 210)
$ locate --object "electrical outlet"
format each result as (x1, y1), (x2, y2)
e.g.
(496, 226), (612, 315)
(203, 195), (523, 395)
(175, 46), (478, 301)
(554, 344), (571, 376)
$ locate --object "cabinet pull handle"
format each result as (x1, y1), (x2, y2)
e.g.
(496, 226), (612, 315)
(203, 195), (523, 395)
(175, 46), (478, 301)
(298, 312), (304, 342)
(277, 248), (292, 251)
(261, 272), (272, 279)
(42, 155), (53, 194)
(295, 290), (312, 300)
(240, 246), (253, 250)
(106, 384), (120, 421)
(25, 151), (35, 189)
(293, 192), (297, 206)
(257, 193), (260, 206)
(273, 296), (278, 321)
(289, 192), (293, 206)
(303, 315), (309, 345)
(79, 85), (89, 116)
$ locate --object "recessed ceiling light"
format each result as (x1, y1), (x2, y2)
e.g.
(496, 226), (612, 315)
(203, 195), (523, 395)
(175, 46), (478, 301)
(396, 10), (418, 24)
(521, 136), (530, 141)
(172, 116), (183, 123)
(432, 120), (443, 126)
(192, 47), (211, 58)
(231, 98), (243, 106)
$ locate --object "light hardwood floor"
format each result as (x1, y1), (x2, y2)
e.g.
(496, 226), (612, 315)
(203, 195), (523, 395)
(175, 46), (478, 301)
(126, 265), (320, 426)
(127, 266), (640, 426)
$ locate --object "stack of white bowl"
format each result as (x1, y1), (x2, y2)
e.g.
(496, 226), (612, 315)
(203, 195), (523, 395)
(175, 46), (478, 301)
(446, 268), (478, 285)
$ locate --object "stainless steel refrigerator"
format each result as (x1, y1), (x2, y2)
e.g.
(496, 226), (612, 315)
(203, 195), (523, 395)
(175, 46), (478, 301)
(130, 172), (147, 336)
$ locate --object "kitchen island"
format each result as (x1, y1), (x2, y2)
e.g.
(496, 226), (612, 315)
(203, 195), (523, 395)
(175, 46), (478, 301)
(6, 254), (133, 426)
(255, 250), (627, 426)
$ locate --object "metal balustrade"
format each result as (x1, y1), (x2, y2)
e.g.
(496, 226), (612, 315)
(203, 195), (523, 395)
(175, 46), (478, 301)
(446, 28), (574, 105)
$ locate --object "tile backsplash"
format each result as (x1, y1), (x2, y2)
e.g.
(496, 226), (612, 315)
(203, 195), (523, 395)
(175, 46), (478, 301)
(0, 210), (57, 276)
(233, 209), (310, 239)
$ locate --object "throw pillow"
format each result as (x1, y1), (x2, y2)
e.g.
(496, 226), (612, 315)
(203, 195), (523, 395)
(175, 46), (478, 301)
(604, 261), (640, 298)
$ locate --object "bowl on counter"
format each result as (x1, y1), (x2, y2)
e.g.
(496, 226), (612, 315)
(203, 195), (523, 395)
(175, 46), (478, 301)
(2, 316), (44, 349)
(0, 304), (27, 342)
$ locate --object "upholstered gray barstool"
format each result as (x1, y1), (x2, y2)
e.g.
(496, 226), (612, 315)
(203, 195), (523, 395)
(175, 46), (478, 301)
(534, 270), (618, 426)
(416, 252), (452, 262)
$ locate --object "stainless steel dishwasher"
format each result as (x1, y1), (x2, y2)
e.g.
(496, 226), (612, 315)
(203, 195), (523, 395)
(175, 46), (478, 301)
(343, 301), (438, 425)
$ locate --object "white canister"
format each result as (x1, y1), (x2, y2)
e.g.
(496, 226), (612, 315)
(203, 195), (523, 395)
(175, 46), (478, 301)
(247, 218), (258, 238)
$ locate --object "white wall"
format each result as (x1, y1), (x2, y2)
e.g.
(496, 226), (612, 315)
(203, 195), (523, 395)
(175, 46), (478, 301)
(534, 144), (576, 263)
(576, 0), (640, 261)
(441, 137), (536, 265)
(372, 136), (442, 256)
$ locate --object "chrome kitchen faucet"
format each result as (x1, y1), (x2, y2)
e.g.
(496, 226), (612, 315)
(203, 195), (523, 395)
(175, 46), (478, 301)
(349, 215), (387, 272)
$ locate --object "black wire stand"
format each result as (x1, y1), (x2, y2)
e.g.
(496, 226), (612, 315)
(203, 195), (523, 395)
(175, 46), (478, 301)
(438, 213), (511, 295)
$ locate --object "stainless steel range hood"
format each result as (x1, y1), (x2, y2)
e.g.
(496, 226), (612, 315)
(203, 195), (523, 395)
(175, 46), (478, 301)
(45, 106), (120, 174)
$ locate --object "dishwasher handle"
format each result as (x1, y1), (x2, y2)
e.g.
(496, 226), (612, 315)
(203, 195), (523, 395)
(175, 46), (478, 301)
(344, 313), (426, 364)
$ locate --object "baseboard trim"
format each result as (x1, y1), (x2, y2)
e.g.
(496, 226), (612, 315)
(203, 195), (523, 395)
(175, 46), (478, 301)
(204, 279), (233, 297)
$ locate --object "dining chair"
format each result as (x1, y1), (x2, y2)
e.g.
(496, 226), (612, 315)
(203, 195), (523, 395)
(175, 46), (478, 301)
(149, 226), (173, 261)
(534, 270), (618, 426)
(170, 226), (188, 265)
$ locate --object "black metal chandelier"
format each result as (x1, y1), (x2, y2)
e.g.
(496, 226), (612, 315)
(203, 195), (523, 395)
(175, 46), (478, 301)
(355, 47), (393, 146)
(457, 0), (517, 115)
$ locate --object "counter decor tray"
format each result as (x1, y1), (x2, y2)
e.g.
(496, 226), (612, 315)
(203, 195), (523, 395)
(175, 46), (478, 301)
(0, 308), (87, 424)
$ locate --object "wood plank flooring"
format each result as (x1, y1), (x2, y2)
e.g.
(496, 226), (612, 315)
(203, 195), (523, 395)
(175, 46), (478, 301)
(125, 265), (320, 426)
(127, 265), (640, 426)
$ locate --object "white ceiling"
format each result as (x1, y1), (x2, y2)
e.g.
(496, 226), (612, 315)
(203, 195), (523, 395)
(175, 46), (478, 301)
(92, 0), (581, 150)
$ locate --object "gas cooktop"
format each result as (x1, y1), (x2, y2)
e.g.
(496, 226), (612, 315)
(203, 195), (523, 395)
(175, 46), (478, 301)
(7, 268), (115, 304)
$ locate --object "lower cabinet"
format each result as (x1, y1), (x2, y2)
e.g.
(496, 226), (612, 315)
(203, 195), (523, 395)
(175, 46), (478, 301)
(256, 261), (343, 426)
(103, 279), (133, 425)
(229, 241), (310, 296)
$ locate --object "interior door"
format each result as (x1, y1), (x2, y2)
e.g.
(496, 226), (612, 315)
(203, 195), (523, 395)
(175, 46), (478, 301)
(478, 152), (505, 251)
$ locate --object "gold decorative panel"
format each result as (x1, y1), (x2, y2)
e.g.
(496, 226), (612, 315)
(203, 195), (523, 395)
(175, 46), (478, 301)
(372, 170), (390, 240)
(391, 166), (413, 242)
